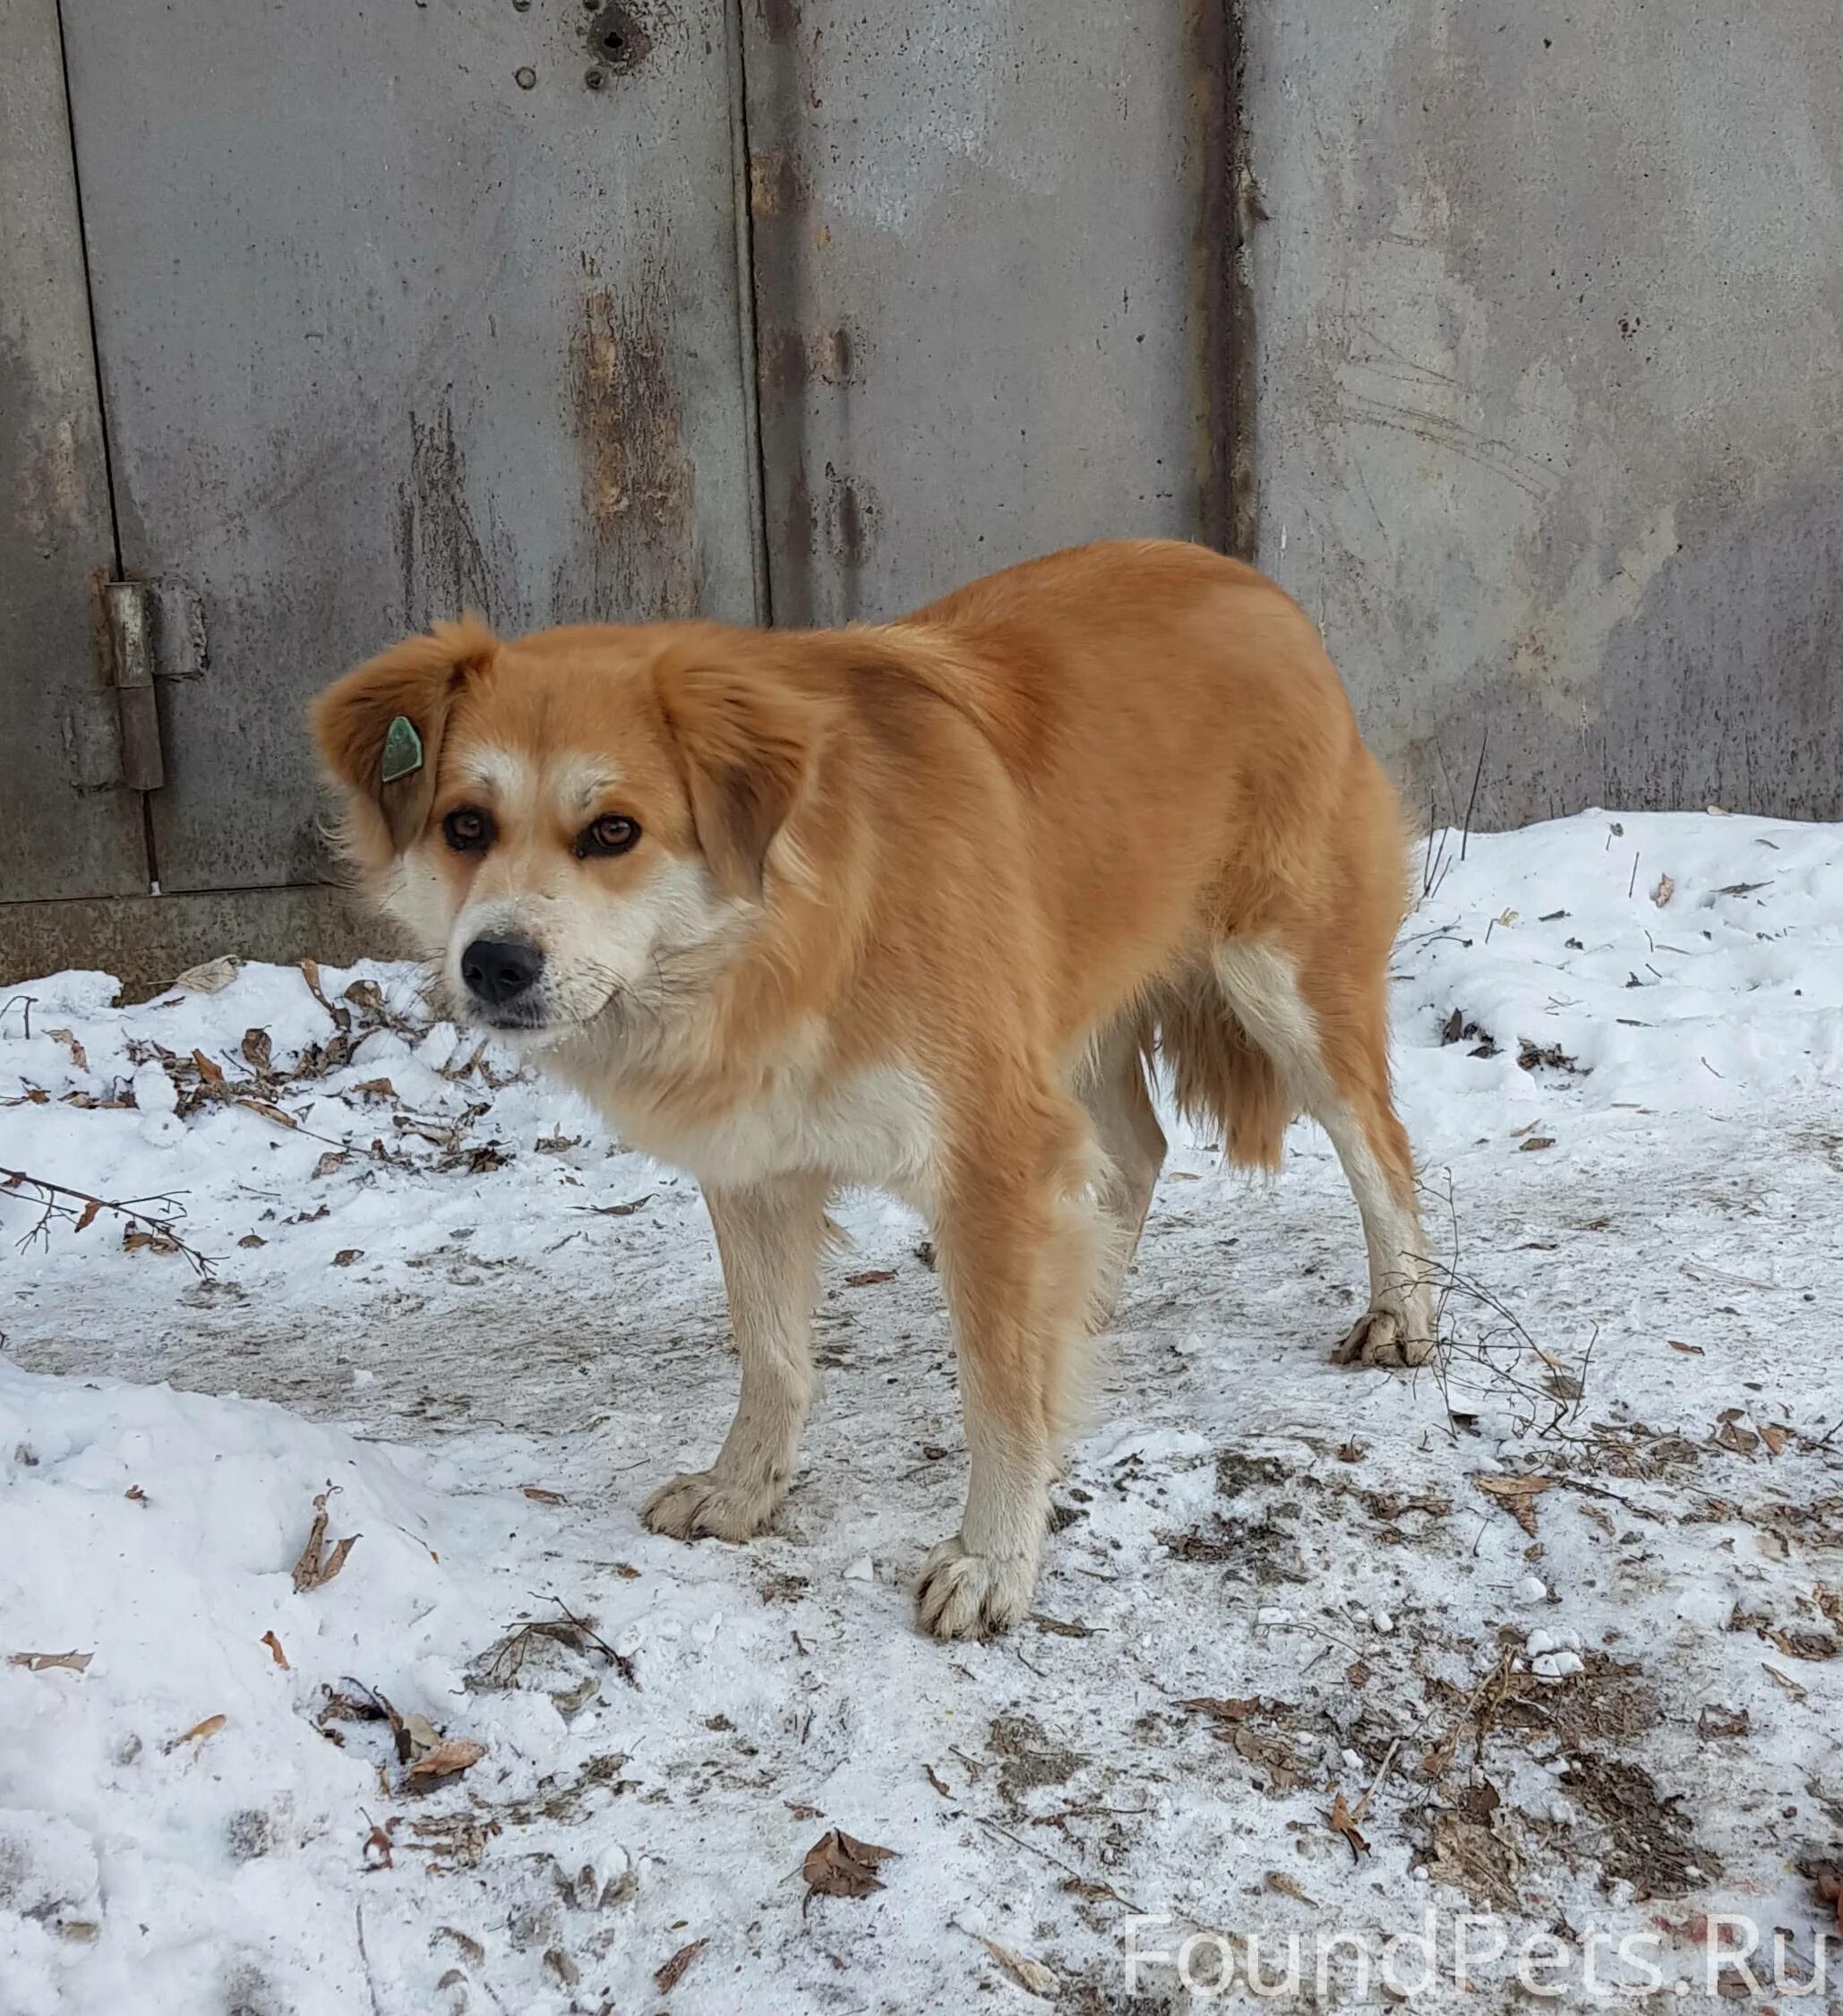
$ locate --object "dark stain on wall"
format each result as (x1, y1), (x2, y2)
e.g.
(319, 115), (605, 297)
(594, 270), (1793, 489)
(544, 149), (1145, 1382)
(569, 282), (698, 620)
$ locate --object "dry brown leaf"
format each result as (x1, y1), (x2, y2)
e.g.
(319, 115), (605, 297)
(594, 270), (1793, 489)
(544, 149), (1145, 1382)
(1652, 872), (1676, 907)
(192, 1048), (225, 1085)
(125, 1486), (147, 1504)
(655, 1938), (707, 1994)
(1759, 1423), (1790, 1459)
(1180, 1695), (1258, 1724)
(1667, 1340), (1705, 1357)
(1473, 1474), (1555, 1537)
(784, 1800), (822, 1822)
(844, 1268), (898, 1287)
(1264, 1869), (1318, 1905)
(313, 1152), (348, 1179)
(301, 959), (335, 1013)
(522, 1487), (567, 1505)
(1769, 1628), (1838, 1662)
(981, 1937), (1058, 1997)
(1229, 1725), (1310, 1792)
(1427, 1808), (1521, 1909)
(169, 956), (239, 994)
(1518, 1135), (1557, 1153)
(407, 1737), (486, 1782)
(73, 1198), (101, 1233)
(8, 1650), (92, 1674)
(1815, 1866), (1843, 1939)
(261, 1631), (289, 1669)
(925, 1763), (951, 1797)
(363, 1823), (396, 1869)
(802, 1828), (897, 1900)
(236, 1097), (297, 1130)
(165, 1713), (226, 1752)
(47, 1027), (89, 1072)
(332, 1249), (363, 1268)
(292, 1488), (360, 1591)
(1761, 1661), (1808, 1701)
(353, 1077), (396, 1100)
(1328, 1790), (1370, 1860)
(1697, 1703), (1749, 1740)
(399, 1711), (442, 1760)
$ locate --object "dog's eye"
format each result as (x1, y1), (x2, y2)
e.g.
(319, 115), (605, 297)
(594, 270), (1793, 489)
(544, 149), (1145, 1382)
(442, 806), (493, 852)
(578, 813), (641, 858)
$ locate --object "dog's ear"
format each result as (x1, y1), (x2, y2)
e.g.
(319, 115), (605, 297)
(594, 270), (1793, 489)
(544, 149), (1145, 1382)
(310, 618), (497, 854)
(652, 643), (830, 903)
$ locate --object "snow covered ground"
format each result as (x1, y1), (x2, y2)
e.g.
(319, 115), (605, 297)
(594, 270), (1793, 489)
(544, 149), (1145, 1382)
(3, 809), (1841, 2014)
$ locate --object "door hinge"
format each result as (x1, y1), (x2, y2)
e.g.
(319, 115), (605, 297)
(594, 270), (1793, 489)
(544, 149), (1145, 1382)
(103, 579), (206, 793)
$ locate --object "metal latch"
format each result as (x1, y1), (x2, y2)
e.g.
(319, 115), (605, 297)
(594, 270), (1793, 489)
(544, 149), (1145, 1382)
(102, 579), (206, 793)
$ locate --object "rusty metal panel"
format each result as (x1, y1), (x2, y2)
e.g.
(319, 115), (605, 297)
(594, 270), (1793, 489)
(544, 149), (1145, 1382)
(741, 0), (1222, 625)
(1245, 0), (1843, 825)
(60, 0), (760, 894)
(0, 884), (386, 999)
(0, 0), (146, 904)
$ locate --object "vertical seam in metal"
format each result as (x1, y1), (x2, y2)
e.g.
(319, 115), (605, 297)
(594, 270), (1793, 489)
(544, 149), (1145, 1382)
(1224, 0), (1258, 563)
(53, 0), (164, 892)
(51, 1), (122, 582)
(722, 0), (774, 626)
(1201, 0), (1257, 562)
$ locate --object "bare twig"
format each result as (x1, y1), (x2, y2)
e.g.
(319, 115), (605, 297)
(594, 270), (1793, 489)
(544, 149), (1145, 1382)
(524, 1593), (640, 1692)
(0, 1166), (214, 1275)
(1414, 1173), (1596, 1446)
(971, 1814), (1144, 1915)
(1351, 1735), (1402, 1825)
(354, 1901), (384, 2016)
(1459, 729), (1487, 863)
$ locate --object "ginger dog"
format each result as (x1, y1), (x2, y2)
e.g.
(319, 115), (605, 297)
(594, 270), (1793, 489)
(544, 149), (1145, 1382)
(311, 540), (1431, 1638)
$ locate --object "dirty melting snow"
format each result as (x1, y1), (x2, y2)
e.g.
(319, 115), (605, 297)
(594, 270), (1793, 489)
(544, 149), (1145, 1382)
(3, 808), (1842, 2013)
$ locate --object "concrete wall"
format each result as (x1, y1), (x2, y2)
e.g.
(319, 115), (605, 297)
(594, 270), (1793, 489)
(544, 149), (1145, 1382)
(1245, 0), (1843, 828)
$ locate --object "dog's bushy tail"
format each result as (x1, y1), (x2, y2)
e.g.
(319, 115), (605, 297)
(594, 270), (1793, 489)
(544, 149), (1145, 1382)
(1139, 976), (1295, 1172)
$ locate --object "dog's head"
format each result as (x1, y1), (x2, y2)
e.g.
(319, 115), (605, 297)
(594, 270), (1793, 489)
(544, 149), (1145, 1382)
(310, 619), (831, 1045)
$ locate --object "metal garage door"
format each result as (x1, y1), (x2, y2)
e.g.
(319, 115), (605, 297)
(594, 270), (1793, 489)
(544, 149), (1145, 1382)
(1, 0), (1226, 980)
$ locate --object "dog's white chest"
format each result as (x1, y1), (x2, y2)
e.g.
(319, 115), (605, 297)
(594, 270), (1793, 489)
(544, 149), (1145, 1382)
(609, 1064), (938, 1199)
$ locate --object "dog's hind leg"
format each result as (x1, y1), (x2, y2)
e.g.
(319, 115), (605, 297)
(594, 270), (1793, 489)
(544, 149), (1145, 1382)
(1213, 940), (1433, 1368)
(1072, 1018), (1166, 1326)
(641, 1171), (830, 1542)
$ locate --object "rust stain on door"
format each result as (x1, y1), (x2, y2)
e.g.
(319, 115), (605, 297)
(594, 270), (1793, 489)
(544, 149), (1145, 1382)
(570, 284), (697, 619)
(398, 404), (499, 626)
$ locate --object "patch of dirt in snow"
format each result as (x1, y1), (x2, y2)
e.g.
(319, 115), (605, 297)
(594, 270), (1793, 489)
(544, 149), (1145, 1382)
(3, 810), (1843, 2013)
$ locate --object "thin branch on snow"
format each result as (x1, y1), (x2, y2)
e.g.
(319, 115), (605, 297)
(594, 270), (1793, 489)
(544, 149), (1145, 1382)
(0, 1165), (215, 1276)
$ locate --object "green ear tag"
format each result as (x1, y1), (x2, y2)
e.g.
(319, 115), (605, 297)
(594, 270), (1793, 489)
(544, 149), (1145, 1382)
(380, 715), (424, 785)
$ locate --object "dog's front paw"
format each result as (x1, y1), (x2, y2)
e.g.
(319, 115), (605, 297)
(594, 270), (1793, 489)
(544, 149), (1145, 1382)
(914, 1534), (1039, 1640)
(639, 1469), (779, 1543)
(1332, 1306), (1436, 1369)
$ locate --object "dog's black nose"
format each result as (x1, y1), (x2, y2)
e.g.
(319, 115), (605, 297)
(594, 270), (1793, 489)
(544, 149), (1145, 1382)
(460, 936), (544, 1008)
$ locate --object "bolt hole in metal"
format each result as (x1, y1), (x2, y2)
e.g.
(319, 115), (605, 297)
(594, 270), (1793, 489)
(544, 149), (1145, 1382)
(584, 2), (649, 74)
